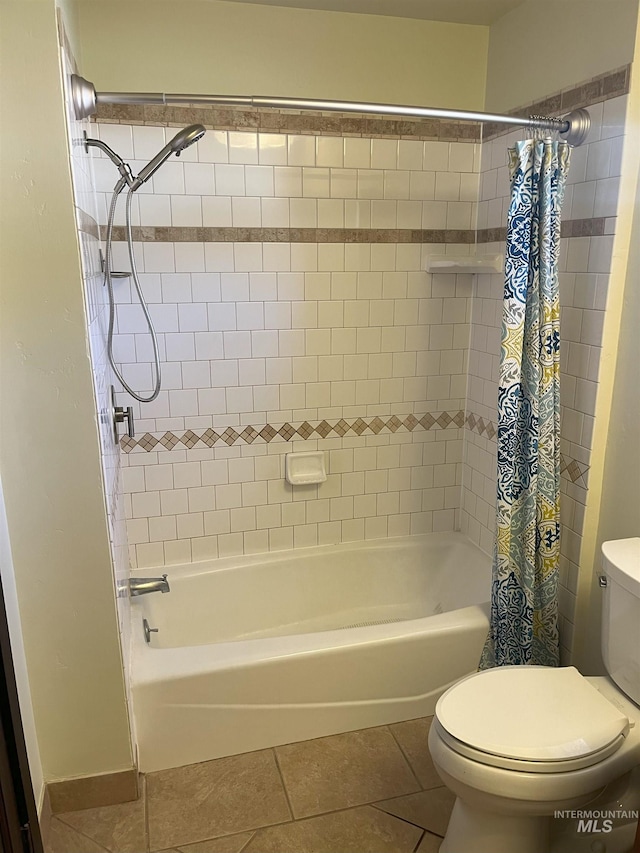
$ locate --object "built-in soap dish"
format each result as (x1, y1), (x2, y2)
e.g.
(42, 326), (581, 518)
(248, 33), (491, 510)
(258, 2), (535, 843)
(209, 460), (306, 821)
(285, 451), (327, 485)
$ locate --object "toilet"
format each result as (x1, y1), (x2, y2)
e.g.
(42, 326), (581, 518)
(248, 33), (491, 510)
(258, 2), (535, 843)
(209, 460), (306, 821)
(428, 538), (640, 853)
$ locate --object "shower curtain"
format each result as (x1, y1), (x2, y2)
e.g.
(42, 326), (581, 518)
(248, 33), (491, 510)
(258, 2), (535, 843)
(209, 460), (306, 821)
(480, 139), (570, 669)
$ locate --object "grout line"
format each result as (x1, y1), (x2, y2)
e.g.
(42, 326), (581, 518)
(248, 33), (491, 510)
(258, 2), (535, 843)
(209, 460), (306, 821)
(51, 816), (112, 853)
(237, 830), (258, 853)
(271, 747), (296, 822)
(386, 723), (425, 791)
(142, 773), (151, 853)
(412, 829), (427, 852)
(370, 801), (446, 838)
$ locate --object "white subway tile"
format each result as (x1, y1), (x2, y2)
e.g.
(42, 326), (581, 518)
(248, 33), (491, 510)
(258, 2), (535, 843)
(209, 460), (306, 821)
(178, 303), (208, 332)
(202, 196), (232, 227)
(198, 130), (229, 164)
(131, 125), (166, 160)
(234, 243), (263, 272)
(176, 512), (204, 539)
(184, 163), (215, 195)
(371, 139), (398, 170)
(197, 387), (227, 415)
(261, 198), (290, 227)
(215, 164), (245, 195)
(228, 132), (258, 165)
(258, 134), (287, 166)
(245, 165), (275, 197)
(288, 135), (316, 166)
(175, 243), (205, 273)
(316, 137), (344, 167)
(290, 198), (318, 227)
(232, 197), (262, 227)
(357, 170), (384, 199)
(181, 360), (211, 389)
(217, 532), (244, 558)
(230, 506), (257, 532)
(331, 169), (358, 199)
(423, 141), (449, 171)
(138, 194), (172, 226)
(164, 539), (193, 565)
(165, 332), (196, 361)
(343, 139), (370, 169)
(274, 167), (302, 197)
(153, 162), (185, 195)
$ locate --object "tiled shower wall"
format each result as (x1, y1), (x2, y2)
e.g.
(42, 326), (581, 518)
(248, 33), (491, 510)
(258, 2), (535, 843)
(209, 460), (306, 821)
(90, 120), (481, 567)
(460, 70), (630, 661)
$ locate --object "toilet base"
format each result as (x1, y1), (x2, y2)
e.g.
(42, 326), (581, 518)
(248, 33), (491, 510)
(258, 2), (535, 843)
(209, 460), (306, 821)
(440, 798), (549, 853)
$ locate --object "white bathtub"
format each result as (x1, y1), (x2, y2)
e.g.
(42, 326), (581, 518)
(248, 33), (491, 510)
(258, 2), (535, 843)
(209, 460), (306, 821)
(130, 532), (491, 772)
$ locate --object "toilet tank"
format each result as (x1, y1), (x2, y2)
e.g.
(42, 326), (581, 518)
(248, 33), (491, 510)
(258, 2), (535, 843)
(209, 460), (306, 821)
(601, 538), (640, 706)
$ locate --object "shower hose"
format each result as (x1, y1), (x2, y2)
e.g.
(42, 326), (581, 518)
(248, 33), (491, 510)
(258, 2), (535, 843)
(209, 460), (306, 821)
(104, 179), (161, 403)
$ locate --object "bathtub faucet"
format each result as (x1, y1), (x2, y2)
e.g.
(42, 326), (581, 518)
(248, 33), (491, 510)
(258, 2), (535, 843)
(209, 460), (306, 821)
(129, 574), (170, 596)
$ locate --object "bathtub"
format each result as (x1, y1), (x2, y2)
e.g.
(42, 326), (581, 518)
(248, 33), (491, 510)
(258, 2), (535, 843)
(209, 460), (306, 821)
(130, 531), (491, 772)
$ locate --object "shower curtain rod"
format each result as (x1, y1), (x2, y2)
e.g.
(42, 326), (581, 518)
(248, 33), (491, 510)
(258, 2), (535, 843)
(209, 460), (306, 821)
(70, 75), (591, 146)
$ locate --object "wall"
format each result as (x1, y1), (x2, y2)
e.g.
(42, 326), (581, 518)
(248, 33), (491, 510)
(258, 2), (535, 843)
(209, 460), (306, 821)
(76, 0), (489, 110)
(58, 4), (137, 752)
(90, 114), (480, 566)
(579, 167), (640, 673)
(575, 20), (640, 673)
(0, 0), (132, 781)
(0, 477), (44, 811)
(485, 0), (638, 112)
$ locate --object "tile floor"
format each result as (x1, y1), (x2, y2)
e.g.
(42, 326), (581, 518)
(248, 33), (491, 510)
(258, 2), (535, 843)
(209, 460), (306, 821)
(46, 717), (453, 853)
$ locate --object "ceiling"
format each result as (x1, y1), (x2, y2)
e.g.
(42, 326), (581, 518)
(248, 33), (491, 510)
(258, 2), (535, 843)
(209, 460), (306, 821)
(213, 0), (526, 25)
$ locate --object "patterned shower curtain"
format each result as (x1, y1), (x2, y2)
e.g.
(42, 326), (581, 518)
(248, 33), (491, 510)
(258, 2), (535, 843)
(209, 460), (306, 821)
(480, 139), (571, 669)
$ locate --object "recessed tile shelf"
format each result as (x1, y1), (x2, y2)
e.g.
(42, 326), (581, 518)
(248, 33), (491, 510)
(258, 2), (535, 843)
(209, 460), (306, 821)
(425, 254), (503, 273)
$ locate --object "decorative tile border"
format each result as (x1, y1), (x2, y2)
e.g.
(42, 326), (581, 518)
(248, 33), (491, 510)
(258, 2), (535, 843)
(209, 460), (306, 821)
(465, 412), (496, 440)
(464, 411), (590, 484)
(477, 217), (611, 245)
(120, 410), (467, 453)
(110, 225), (475, 244)
(482, 66), (631, 142)
(560, 454), (590, 486)
(95, 103), (480, 142)
(94, 66), (628, 144)
(77, 208), (100, 241)
(109, 220), (607, 245)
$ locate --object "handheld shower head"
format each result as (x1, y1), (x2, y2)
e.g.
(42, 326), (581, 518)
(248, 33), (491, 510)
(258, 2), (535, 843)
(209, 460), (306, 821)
(131, 124), (206, 190)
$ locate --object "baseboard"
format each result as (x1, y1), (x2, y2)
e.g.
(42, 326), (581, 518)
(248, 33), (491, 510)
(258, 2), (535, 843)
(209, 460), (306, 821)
(46, 768), (139, 814)
(38, 785), (52, 850)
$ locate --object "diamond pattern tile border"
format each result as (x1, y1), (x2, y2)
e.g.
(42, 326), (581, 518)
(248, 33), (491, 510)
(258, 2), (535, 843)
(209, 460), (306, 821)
(121, 411), (466, 453)
(121, 409), (589, 485)
(465, 411), (590, 484)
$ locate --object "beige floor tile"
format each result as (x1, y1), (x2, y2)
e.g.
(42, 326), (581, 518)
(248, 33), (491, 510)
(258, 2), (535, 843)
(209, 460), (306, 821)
(177, 832), (255, 852)
(47, 817), (110, 853)
(275, 726), (420, 818)
(416, 831), (442, 852)
(147, 749), (291, 850)
(56, 795), (146, 853)
(388, 717), (443, 790)
(243, 805), (422, 853)
(374, 788), (456, 837)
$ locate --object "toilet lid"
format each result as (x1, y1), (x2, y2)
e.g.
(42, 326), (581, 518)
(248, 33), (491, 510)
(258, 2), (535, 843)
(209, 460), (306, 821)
(436, 666), (629, 762)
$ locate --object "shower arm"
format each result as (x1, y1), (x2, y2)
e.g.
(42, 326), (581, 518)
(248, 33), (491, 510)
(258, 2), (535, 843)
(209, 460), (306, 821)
(71, 75), (591, 146)
(83, 132), (135, 187)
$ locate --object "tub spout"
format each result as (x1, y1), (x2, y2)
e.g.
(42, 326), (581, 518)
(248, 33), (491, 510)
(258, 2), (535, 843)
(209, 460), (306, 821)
(129, 574), (170, 596)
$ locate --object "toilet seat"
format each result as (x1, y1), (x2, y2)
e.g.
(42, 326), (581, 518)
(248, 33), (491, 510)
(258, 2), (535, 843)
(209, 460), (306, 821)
(435, 666), (630, 772)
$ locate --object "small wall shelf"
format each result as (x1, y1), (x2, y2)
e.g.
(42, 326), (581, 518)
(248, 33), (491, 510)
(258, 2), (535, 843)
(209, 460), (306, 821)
(425, 254), (503, 274)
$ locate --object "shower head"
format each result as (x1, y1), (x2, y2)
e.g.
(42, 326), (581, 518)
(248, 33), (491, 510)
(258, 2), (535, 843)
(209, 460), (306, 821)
(131, 124), (206, 190)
